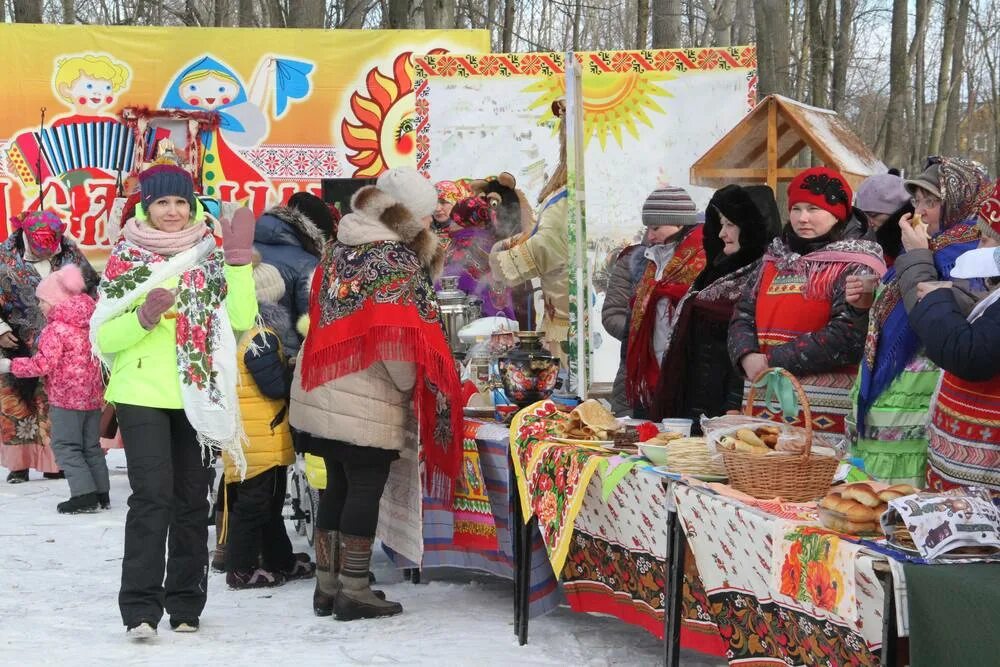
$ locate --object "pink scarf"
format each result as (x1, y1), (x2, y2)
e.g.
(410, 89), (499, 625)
(123, 218), (209, 257)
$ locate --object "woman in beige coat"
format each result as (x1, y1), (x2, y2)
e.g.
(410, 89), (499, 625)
(290, 167), (462, 621)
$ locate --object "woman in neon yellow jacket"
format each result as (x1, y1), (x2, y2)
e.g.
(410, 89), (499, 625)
(91, 162), (257, 639)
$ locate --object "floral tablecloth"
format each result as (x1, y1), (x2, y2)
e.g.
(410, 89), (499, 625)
(673, 483), (886, 666)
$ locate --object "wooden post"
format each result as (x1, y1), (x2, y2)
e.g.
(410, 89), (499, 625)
(767, 97), (778, 192)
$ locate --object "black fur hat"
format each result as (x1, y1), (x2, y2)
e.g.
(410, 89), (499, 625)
(703, 184), (781, 264)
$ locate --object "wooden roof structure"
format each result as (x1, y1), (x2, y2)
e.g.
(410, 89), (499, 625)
(691, 95), (886, 191)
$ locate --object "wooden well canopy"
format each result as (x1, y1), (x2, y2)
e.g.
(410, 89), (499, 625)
(691, 95), (886, 192)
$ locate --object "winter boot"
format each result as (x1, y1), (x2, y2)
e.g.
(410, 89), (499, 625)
(333, 534), (402, 621)
(283, 552), (317, 581)
(126, 621), (157, 639)
(57, 493), (99, 514)
(226, 567), (286, 589)
(313, 528), (338, 616)
(169, 617), (199, 633)
(97, 492), (111, 510)
(211, 510), (226, 573)
(6, 469), (28, 484)
(43, 471), (65, 480)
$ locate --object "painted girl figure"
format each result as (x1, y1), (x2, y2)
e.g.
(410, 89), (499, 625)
(161, 55), (312, 202)
(52, 54), (131, 126)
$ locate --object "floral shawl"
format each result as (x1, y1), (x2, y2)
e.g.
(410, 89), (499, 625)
(90, 234), (246, 476)
(301, 239), (463, 502)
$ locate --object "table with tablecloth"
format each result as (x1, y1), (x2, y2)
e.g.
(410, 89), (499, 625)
(385, 418), (562, 618)
(671, 482), (889, 666)
(508, 400), (729, 654)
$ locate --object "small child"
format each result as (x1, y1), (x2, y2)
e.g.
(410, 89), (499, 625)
(0, 265), (109, 513)
(224, 258), (315, 588)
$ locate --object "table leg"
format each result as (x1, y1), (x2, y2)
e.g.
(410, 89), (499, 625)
(663, 482), (685, 667)
(875, 566), (898, 667)
(517, 515), (535, 646)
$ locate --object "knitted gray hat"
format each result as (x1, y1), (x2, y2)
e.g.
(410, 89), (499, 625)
(139, 164), (196, 210)
(641, 186), (699, 227)
(856, 173), (910, 215)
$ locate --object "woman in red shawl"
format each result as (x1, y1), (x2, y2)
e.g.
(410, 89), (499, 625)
(728, 167), (886, 435)
(624, 186), (706, 415)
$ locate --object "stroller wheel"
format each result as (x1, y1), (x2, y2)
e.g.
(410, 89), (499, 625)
(306, 488), (320, 546)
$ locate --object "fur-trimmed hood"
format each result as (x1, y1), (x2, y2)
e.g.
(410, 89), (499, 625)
(254, 205), (325, 257)
(337, 185), (446, 277)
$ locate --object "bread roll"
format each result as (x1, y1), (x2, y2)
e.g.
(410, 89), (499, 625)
(733, 439), (755, 453)
(840, 499), (876, 522)
(843, 520), (882, 535)
(736, 429), (766, 448)
(841, 483), (881, 508)
(885, 483), (918, 496)
(760, 433), (779, 448)
(878, 489), (908, 502)
(756, 425), (781, 436)
(820, 495), (841, 511)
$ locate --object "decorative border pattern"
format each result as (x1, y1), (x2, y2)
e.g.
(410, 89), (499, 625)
(240, 144), (343, 180)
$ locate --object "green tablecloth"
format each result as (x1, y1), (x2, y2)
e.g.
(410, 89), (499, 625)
(904, 562), (1000, 667)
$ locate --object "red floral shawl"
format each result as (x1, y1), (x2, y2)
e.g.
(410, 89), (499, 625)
(301, 240), (462, 502)
(625, 227), (707, 409)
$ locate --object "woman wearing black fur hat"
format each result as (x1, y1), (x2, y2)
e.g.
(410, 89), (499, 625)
(651, 184), (780, 428)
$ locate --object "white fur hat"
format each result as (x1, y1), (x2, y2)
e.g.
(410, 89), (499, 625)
(376, 167), (438, 219)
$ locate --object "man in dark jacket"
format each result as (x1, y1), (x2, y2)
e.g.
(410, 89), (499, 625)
(253, 200), (327, 355)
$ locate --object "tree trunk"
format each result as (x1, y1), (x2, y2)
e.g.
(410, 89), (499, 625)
(734, 0), (752, 46)
(699, 0), (733, 47)
(212, 0), (227, 26)
(62, 0), (74, 23)
(807, 0), (829, 108)
(753, 0), (791, 97)
(830, 0), (853, 111)
(928, 0), (959, 156)
(424, 0), (441, 27)
(572, 0), (582, 50)
(651, 0), (681, 48)
(238, 0), (255, 26)
(13, 0), (44, 22)
(501, 0), (515, 51)
(884, 0), (908, 168)
(637, 0), (650, 48)
(341, 0), (367, 27)
(388, 0), (410, 28)
(291, 0), (326, 27)
(941, 0), (971, 155)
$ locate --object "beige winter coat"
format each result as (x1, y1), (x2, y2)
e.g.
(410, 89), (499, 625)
(289, 185), (446, 452)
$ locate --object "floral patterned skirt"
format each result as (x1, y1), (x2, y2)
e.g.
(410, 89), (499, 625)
(0, 377), (56, 473)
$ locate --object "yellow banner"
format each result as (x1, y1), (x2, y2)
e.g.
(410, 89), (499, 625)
(0, 24), (488, 247)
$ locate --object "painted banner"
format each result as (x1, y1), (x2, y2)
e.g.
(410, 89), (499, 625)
(0, 24), (489, 248)
(414, 47), (757, 387)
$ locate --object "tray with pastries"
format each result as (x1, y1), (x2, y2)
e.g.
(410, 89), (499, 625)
(818, 482), (918, 536)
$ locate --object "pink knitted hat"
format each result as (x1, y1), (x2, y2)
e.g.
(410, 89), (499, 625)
(36, 264), (86, 307)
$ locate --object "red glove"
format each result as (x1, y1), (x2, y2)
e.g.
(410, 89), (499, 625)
(221, 207), (255, 266)
(138, 288), (176, 330)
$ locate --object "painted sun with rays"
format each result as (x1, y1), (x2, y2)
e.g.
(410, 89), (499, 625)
(524, 68), (675, 149)
(341, 50), (445, 177)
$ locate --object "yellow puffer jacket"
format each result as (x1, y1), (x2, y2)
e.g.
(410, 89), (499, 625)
(224, 326), (294, 482)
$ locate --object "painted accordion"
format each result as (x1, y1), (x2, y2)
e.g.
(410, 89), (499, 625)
(6, 119), (136, 186)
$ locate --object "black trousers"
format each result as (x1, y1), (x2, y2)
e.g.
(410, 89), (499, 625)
(117, 405), (210, 626)
(315, 440), (396, 538)
(225, 466), (294, 572)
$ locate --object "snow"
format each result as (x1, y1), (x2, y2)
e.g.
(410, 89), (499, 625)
(1, 450), (725, 666)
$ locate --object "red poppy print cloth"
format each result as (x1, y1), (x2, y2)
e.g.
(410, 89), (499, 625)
(673, 483), (886, 666)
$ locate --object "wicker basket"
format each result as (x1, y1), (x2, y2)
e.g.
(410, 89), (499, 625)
(720, 368), (839, 502)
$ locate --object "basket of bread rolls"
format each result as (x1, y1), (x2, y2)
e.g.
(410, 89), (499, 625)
(717, 368), (840, 502)
(818, 482), (918, 536)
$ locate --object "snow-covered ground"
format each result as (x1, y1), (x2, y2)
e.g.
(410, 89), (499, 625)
(1, 450), (725, 666)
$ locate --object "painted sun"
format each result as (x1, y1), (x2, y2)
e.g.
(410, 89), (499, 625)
(524, 69), (674, 149)
(341, 50), (445, 178)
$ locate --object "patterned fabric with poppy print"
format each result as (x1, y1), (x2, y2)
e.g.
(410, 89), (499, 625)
(673, 483), (885, 666)
(509, 401), (607, 574)
(449, 420), (500, 551)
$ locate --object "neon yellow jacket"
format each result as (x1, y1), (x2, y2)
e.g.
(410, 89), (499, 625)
(96, 264), (257, 409)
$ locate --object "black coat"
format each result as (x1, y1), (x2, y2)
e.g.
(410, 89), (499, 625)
(909, 288), (1000, 382)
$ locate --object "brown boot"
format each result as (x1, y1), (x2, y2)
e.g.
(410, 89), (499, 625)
(211, 510), (226, 573)
(313, 528), (339, 616)
(333, 534), (402, 621)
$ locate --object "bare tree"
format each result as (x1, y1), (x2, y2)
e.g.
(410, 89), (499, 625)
(754, 0), (791, 97)
(637, 0), (650, 48)
(698, 0), (733, 46)
(928, 0), (960, 155)
(651, 0), (681, 48)
(387, 0), (410, 27)
(941, 0), (971, 154)
(829, 0), (853, 111)
(884, 0), (908, 167)
(13, 0), (43, 22)
(340, 0), (368, 27)
(733, 0), (752, 45)
(238, 0), (255, 26)
(501, 0), (515, 50)
(289, 0), (325, 26)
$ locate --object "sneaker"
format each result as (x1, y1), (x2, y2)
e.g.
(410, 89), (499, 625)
(169, 617), (199, 633)
(43, 471), (65, 480)
(281, 553), (316, 582)
(226, 568), (286, 589)
(57, 493), (99, 514)
(97, 492), (111, 510)
(126, 621), (157, 639)
(6, 469), (28, 484)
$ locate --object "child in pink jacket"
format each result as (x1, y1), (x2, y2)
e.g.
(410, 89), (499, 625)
(0, 265), (108, 513)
